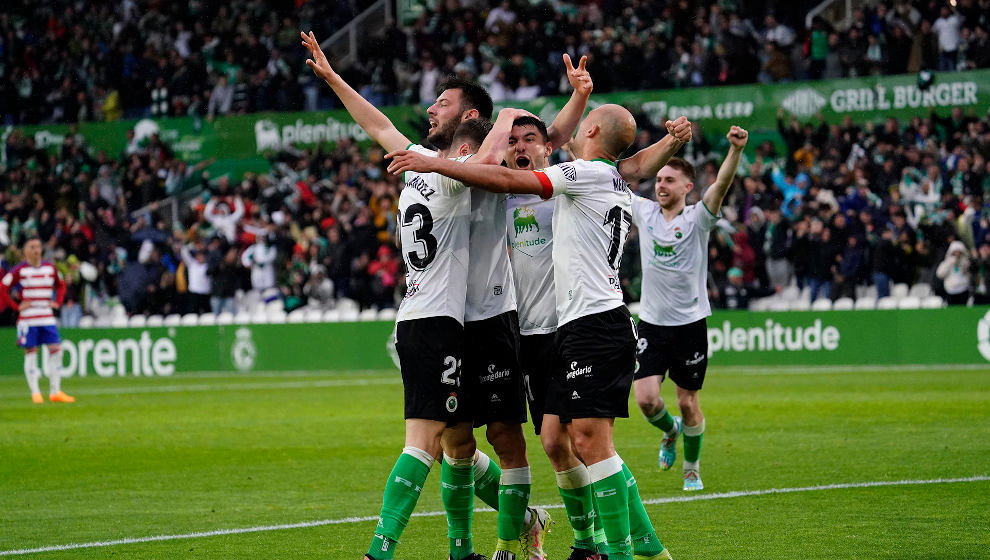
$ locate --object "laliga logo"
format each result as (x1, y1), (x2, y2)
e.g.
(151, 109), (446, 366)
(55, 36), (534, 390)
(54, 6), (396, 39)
(231, 327), (257, 372)
(977, 310), (990, 361)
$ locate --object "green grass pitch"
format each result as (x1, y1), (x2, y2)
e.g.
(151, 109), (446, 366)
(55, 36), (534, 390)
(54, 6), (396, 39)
(1, 366), (988, 559)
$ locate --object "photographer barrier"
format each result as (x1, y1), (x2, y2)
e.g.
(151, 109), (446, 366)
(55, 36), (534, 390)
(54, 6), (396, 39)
(7, 69), (990, 180)
(2, 307), (990, 377)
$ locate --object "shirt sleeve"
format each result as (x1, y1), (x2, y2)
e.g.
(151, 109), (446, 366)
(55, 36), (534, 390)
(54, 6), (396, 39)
(533, 162), (587, 200)
(407, 143), (438, 157)
(630, 194), (650, 228)
(694, 202), (721, 231)
(434, 154), (472, 197)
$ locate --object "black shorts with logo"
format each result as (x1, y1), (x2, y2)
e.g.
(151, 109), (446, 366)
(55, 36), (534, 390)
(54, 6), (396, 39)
(395, 316), (471, 424)
(634, 317), (709, 391)
(548, 306), (638, 422)
(518, 332), (556, 435)
(463, 310), (527, 427)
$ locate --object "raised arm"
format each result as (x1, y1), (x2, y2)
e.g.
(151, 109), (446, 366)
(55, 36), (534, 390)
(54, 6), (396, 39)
(385, 150), (544, 197)
(301, 31), (411, 153)
(617, 116), (692, 183)
(702, 126), (748, 215)
(546, 54), (593, 150)
(474, 108), (528, 164)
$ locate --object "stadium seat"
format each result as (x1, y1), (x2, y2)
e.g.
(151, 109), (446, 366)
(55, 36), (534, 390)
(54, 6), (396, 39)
(891, 283), (909, 300)
(216, 312), (235, 325)
(181, 313), (200, 326)
(781, 285), (800, 301)
(110, 305), (128, 319)
(198, 313), (217, 326)
(832, 297), (854, 311)
(163, 314), (182, 327)
(265, 300), (284, 313)
(359, 308), (378, 321)
(627, 301), (641, 316)
(287, 309), (307, 323)
(322, 309), (341, 322)
(377, 308), (397, 321)
(922, 295), (946, 309)
(897, 296), (921, 309)
(909, 283), (932, 298)
(146, 315), (164, 327)
(749, 297), (772, 312)
(78, 316), (96, 328)
(304, 308), (324, 323)
(339, 308), (360, 322)
(854, 297), (877, 310)
(267, 309), (287, 323)
(251, 310), (270, 324)
(856, 285), (878, 300)
(876, 296), (898, 310)
(811, 298), (833, 311)
(769, 299), (791, 312)
(789, 299), (811, 311)
(233, 311), (253, 324)
(128, 314), (147, 327)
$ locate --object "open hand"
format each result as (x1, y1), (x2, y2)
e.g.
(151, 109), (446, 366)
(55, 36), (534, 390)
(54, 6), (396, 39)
(385, 150), (439, 176)
(665, 116), (692, 143)
(727, 125), (748, 148)
(301, 31), (337, 83)
(563, 54), (593, 97)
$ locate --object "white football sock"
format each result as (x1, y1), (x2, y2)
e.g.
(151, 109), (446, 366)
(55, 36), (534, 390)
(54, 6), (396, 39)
(46, 348), (63, 394)
(24, 352), (41, 395)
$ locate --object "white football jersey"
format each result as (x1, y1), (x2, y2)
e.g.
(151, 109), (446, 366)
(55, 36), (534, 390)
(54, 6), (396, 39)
(506, 194), (556, 335)
(631, 196), (719, 326)
(536, 159), (632, 327)
(465, 189), (517, 322)
(396, 145), (472, 324)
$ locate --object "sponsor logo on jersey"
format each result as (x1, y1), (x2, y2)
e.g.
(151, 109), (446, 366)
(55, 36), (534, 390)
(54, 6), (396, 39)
(566, 361), (593, 380)
(513, 206), (540, 234)
(481, 363), (511, 383)
(653, 241), (675, 258)
(685, 352), (705, 366)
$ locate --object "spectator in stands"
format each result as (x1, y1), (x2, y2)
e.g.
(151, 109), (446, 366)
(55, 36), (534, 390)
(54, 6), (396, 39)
(209, 246), (240, 315)
(207, 75), (234, 120)
(972, 242), (990, 305)
(241, 232), (279, 305)
(718, 267), (777, 310)
(180, 243), (212, 314)
(933, 5), (964, 71)
(936, 240), (972, 305)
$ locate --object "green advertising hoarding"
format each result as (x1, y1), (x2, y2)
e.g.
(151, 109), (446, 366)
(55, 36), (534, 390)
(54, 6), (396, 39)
(2, 308), (990, 378)
(6, 69), (990, 179)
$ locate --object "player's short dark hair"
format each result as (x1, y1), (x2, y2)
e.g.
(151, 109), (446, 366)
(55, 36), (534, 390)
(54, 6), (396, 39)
(512, 116), (549, 143)
(451, 119), (493, 152)
(437, 77), (493, 120)
(664, 157), (696, 182)
(21, 235), (42, 248)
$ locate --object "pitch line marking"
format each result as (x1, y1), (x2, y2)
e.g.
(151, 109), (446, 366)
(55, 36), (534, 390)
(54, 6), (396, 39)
(1, 475), (986, 556)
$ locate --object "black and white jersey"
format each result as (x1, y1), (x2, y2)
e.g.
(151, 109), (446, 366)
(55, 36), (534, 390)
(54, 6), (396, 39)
(506, 194), (556, 335)
(465, 189), (516, 322)
(396, 145), (472, 324)
(534, 159), (632, 327)
(631, 197), (719, 326)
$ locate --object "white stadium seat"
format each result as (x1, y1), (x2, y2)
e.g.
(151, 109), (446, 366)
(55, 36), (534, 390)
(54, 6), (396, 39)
(781, 285), (800, 302)
(811, 298), (833, 311)
(128, 314), (147, 327)
(198, 313), (217, 326)
(78, 316), (95, 328)
(359, 308), (379, 321)
(897, 296), (921, 309)
(110, 305), (127, 319)
(856, 285), (878, 300)
(832, 297), (854, 311)
(322, 309), (341, 322)
(250, 310), (270, 324)
(769, 299), (791, 312)
(233, 311), (253, 324)
(377, 308), (397, 321)
(891, 283), (910, 300)
(337, 298), (360, 313)
(287, 309), (307, 323)
(922, 295), (946, 309)
(216, 312), (235, 325)
(789, 299), (811, 311)
(854, 297), (876, 310)
(163, 314), (182, 327)
(876, 296), (898, 310)
(749, 297), (772, 312)
(909, 283), (932, 298)
(266, 309), (287, 324)
(265, 300), (284, 313)
(146, 315), (164, 327)
(339, 308), (360, 322)
(304, 308), (324, 323)
(180, 313), (200, 326)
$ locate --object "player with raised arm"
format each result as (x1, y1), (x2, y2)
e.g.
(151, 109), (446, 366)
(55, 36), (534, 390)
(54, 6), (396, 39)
(631, 126), (749, 492)
(386, 107), (692, 560)
(0, 236), (73, 404)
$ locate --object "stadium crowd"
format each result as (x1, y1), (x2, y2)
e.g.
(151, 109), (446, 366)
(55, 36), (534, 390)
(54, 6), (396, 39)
(3, 0), (990, 125)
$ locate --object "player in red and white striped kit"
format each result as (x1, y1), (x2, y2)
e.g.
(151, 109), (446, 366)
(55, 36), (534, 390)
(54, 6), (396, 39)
(0, 237), (74, 403)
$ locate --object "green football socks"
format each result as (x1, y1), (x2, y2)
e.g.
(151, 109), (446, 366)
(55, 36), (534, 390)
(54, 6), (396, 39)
(646, 404), (676, 434)
(442, 454), (476, 560)
(622, 463), (666, 557)
(367, 447), (433, 559)
(497, 466), (532, 541)
(683, 419), (705, 463)
(473, 450), (501, 510)
(555, 465), (597, 550)
(588, 455), (632, 560)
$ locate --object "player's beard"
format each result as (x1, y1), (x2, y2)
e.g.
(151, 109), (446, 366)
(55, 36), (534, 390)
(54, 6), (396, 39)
(427, 118), (460, 151)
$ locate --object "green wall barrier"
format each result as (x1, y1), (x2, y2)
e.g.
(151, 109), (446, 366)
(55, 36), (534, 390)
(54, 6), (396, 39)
(6, 69), (989, 180)
(2, 307), (990, 378)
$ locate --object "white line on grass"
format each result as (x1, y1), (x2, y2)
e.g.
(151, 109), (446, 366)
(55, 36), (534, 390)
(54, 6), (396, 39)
(1, 475), (986, 556)
(0, 377), (402, 399)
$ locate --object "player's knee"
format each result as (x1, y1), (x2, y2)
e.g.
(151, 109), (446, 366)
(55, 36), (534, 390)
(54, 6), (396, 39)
(635, 392), (661, 415)
(540, 429), (573, 467)
(487, 423), (527, 464)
